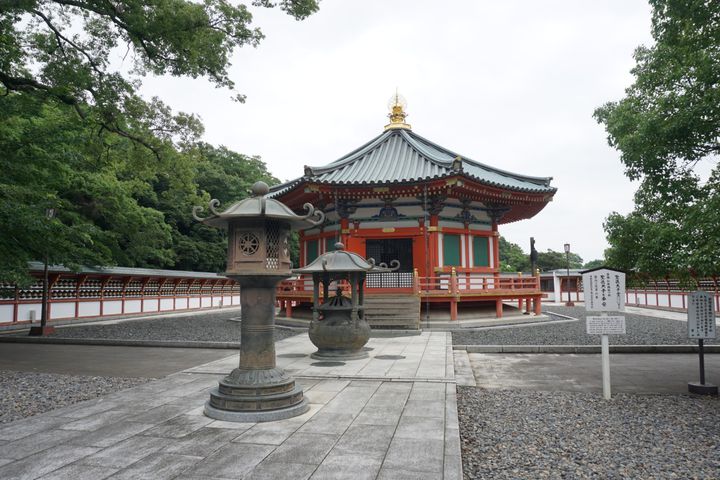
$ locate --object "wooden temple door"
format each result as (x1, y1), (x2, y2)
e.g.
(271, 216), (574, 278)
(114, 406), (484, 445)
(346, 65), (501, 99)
(365, 239), (414, 289)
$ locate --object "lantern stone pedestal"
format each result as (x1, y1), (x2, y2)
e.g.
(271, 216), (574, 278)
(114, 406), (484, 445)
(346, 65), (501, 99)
(204, 276), (309, 422)
(194, 181), (323, 422)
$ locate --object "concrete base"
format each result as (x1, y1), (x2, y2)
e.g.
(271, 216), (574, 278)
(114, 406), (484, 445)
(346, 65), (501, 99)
(310, 349), (369, 360)
(204, 397), (309, 422)
(688, 382), (718, 395)
(28, 326), (55, 336)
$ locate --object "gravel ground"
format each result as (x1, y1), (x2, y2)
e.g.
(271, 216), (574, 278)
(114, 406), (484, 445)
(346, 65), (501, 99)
(42, 310), (301, 343)
(0, 370), (148, 424)
(458, 387), (720, 479)
(452, 305), (717, 345)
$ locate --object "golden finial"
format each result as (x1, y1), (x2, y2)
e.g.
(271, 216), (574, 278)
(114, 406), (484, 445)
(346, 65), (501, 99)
(384, 90), (412, 131)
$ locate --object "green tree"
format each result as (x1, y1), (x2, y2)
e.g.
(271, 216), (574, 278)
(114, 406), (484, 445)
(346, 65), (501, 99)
(0, 94), (192, 284)
(1, 0), (319, 143)
(582, 259), (605, 270)
(536, 250), (583, 272)
(595, 0), (720, 276)
(167, 143), (279, 273)
(1, 0), (319, 283)
(498, 236), (530, 272)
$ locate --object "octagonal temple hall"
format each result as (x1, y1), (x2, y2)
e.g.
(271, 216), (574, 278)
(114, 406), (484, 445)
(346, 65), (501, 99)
(272, 96), (556, 327)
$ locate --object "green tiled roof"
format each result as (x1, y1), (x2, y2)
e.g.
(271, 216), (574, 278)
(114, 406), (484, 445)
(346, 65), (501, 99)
(270, 129), (555, 195)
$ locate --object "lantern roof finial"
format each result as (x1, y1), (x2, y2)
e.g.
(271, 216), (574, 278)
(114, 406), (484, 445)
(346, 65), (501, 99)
(384, 90), (411, 131)
(251, 181), (269, 197)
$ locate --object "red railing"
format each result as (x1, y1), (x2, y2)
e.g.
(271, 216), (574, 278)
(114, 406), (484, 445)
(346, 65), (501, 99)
(277, 270), (540, 299)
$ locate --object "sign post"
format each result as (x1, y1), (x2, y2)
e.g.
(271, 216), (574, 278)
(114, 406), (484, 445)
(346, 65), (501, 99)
(582, 268), (626, 400)
(687, 291), (718, 395)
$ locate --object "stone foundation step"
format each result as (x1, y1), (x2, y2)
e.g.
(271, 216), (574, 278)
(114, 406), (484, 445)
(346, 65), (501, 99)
(363, 295), (420, 329)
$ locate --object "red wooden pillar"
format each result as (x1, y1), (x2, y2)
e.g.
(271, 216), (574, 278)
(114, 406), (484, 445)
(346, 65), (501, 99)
(492, 224), (500, 290)
(534, 296), (541, 315)
(158, 277), (168, 312)
(340, 217), (350, 248)
(47, 274), (60, 321)
(99, 276), (111, 317)
(450, 267), (458, 321)
(12, 286), (19, 323)
(285, 300), (293, 318)
(75, 275), (86, 319)
(495, 299), (503, 318)
(172, 279), (182, 311)
(121, 277), (131, 314)
(428, 214), (440, 286)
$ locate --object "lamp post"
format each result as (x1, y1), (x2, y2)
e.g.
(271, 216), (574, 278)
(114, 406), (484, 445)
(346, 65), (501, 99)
(194, 181), (324, 422)
(29, 208), (56, 336)
(563, 243), (574, 307)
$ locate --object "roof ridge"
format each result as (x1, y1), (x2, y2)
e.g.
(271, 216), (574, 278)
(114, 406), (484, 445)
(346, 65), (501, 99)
(404, 130), (553, 186)
(307, 130), (392, 174)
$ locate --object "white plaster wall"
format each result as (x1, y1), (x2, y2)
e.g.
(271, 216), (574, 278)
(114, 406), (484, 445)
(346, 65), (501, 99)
(78, 301), (101, 317)
(670, 294), (684, 309)
(103, 301), (123, 315)
(232, 295), (240, 305)
(160, 299), (174, 311)
(142, 299), (159, 313)
(437, 233), (443, 266)
(51, 302), (75, 319)
(17, 304), (41, 321)
(201, 297), (211, 308)
(189, 297), (200, 309)
(222, 296), (232, 306)
(358, 220), (418, 229)
(212, 296), (222, 307)
(488, 236), (495, 267)
(176, 298), (188, 309)
(125, 300), (142, 313)
(439, 220), (465, 230)
(469, 224), (491, 231)
(0, 305), (13, 323)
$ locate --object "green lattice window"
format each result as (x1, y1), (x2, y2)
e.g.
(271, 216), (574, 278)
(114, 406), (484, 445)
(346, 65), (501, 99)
(325, 236), (337, 253)
(443, 234), (461, 266)
(306, 239), (318, 265)
(473, 236), (490, 267)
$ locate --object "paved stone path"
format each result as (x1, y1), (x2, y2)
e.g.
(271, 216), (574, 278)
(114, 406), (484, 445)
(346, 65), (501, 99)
(0, 332), (462, 479)
(457, 352), (720, 393)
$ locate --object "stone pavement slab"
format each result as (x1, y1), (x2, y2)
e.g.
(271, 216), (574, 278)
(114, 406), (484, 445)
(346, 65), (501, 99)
(0, 331), (462, 479)
(0, 343), (233, 377)
(467, 352), (720, 394)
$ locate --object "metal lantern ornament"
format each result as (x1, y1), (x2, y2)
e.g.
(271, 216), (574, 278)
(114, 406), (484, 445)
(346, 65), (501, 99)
(293, 242), (398, 360)
(193, 181), (324, 422)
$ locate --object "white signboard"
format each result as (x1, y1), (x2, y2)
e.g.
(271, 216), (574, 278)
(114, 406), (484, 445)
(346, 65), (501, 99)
(583, 269), (626, 312)
(688, 291), (716, 339)
(586, 316), (626, 335)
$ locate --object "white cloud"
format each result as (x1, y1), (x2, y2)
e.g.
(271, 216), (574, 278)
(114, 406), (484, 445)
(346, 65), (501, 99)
(140, 0), (653, 263)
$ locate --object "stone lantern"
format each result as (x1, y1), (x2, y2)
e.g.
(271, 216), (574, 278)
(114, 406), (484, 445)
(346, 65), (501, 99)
(293, 242), (397, 360)
(193, 181), (324, 421)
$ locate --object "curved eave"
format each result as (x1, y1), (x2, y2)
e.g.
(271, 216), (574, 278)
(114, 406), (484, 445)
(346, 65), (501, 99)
(303, 172), (556, 194)
(404, 129), (554, 186)
(297, 129), (554, 194)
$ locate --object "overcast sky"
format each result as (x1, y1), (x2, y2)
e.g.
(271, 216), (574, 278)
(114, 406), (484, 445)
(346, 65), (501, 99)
(141, 0), (654, 263)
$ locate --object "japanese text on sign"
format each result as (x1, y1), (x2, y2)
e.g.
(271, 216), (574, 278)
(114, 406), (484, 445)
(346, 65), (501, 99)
(582, 269), (625, 312)
(586, 316), (626, 335)
(688, 291), (716, 339)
